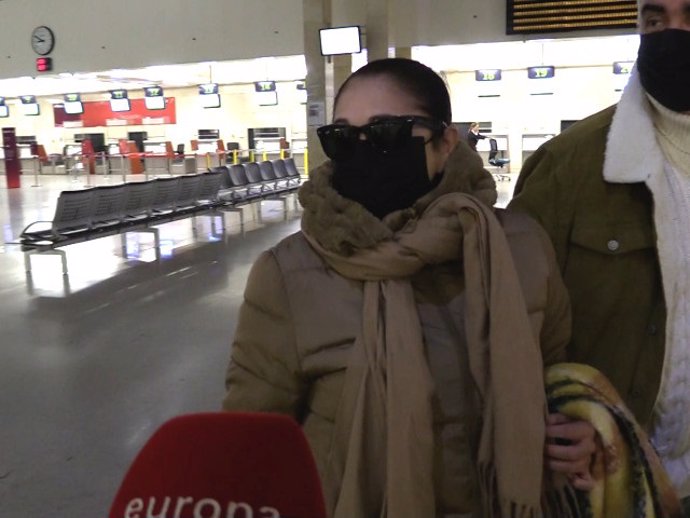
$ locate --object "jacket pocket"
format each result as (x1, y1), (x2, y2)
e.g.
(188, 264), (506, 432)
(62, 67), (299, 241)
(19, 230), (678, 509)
(564, 219), (658, 323)
(569, 222), (655, 255)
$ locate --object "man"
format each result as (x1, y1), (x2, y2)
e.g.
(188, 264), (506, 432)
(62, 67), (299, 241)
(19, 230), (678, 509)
(509, 0), (690, 511)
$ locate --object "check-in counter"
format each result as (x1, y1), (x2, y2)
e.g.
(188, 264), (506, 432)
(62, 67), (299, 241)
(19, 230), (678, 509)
(194, 141), (221, 171)
(521, 134), (555, 164)
(143, 141), (170, 175)
(252, 138), (282, 162)
(64, 144), (82, 157)
(63, 143), (111, 175)
(0, 149), (34, 174)
(0, 147), (39, 175)
(17, 145), (41, 175)
(287, 138), (308, 174)
(107, 143), (130, 176)
(196, 141), (217, 153)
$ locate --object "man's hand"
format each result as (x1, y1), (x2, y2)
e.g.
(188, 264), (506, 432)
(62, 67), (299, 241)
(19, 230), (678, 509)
(545, 413), (598, 491)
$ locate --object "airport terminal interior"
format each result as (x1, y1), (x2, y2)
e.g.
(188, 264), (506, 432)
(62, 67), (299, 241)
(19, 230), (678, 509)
(0, 1), (643, 516)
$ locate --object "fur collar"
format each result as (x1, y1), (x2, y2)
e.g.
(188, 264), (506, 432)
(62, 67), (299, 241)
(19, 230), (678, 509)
(298, 140), (497, 256)
(604, 66), (664, 183)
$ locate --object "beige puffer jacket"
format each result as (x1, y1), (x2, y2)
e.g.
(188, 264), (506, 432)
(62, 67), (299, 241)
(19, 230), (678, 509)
(223, 143), (570, 516)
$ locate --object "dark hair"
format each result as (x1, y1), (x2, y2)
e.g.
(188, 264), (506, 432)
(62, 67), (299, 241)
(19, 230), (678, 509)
(334, 58), (452, 124)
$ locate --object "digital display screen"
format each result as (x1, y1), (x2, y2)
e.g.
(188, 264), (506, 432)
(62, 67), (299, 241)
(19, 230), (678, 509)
(20, 95), (37, 104)
(23, 103), (40, 116)
(110, 98), (131, 112)
(255, 91), (278, 106)
(507, 0), (637, 34)
(64, 93), (81, 102)
(254, 81), (276, 92)
(144, 86), (163, 97)
(475, 69), (502, 81)
(198, 83), (219, 95)
(200, 93), (221, 109)
(613, 61), (634, 75)
(145, 96), (166, 110)
(319, 26), (362, 56)
(0, 105), (8, 118)
(527, 66), (555, 79)
(64, 101), (84, 114)
(110, 89), (128, 100)
(296, 81), (307, 104)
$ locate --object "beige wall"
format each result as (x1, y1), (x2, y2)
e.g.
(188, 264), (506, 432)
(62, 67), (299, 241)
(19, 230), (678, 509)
(446, 64), (626, 170)
(0, 0), (633, 80)
(0, 0), (304, 78)
(2, 82), (307, 154)
(448, 66), (620, 133)
(3, 62), (625, 166)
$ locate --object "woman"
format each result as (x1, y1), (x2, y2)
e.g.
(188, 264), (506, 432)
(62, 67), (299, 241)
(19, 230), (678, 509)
(467, 122), (486, 152)
(223, 58), (592, 517)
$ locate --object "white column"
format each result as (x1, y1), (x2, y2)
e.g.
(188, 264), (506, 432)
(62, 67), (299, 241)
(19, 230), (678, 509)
(303, 0), (329, 170)
(366, 0), (391, 61)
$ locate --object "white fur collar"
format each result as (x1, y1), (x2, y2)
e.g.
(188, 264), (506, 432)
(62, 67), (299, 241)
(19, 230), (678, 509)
(603, 66), (665, 184)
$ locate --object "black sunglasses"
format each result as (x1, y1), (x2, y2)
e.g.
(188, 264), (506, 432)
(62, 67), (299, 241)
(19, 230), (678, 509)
(317, 115), (448, 160)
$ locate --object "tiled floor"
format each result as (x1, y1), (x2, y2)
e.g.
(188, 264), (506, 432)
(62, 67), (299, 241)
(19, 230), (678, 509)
(0, 170), (516, 518)
(0, 173), (302, 518)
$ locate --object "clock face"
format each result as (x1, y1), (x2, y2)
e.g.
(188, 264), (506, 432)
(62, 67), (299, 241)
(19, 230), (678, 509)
(31, 26), (55, 56)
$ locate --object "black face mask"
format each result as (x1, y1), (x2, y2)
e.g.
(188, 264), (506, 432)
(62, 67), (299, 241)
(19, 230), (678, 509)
(331, 137), (438, 219)
(637, 29), (690, 112)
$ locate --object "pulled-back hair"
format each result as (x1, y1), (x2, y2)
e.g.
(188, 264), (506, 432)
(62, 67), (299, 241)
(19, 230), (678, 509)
(334, 58), (452, 124)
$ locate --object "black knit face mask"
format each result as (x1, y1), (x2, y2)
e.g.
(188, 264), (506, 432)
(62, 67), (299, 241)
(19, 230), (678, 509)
(331, 137), (438, 219)
(637, 29), (690, 112)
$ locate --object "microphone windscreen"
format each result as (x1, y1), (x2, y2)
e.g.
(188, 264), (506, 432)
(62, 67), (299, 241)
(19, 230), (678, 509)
(108, 412), (326, 518)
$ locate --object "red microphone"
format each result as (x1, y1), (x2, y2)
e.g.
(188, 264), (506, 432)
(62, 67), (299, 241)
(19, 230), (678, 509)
(108, 412), (326, 518)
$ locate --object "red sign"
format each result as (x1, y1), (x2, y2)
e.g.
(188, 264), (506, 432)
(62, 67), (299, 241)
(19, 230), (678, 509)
(36, 57), (53, 73)
(2, 127), (20, 188)
(53, 97), (176, 128)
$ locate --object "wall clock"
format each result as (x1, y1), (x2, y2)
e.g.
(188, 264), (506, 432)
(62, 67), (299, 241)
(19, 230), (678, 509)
(31, 26), (55, 56)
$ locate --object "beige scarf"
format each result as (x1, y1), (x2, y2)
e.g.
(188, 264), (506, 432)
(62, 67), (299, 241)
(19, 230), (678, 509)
(298, 143), (552, 517)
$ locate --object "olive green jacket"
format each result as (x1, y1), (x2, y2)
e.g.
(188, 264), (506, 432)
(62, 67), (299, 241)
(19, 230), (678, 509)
(510, 83), (665, 428)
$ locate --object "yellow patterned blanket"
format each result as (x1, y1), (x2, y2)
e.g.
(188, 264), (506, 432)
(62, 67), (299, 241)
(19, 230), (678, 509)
(545, 363), (682, 518)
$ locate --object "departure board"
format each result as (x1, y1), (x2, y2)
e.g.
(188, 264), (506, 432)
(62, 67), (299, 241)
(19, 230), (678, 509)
(507, 0), (638, 35)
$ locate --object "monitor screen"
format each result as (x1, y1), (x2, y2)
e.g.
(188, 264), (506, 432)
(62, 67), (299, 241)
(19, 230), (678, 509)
(198, 129), (220, 140)
(613, 61), (634, 75)
(23, 103), (40, 116)
(110, 98), (131, 112)
(64, 101), (84, 114)
(319, 26), (362, 56)
(475, 69), (502, 82)
(254, 81), (276, 92)
(527, 66), (556, 79)
(0, 105), (8, 118)
(255, 91), (278, 106)
(145, 96), (166, 110)
(200, 93), (221, 109)
(198, 83), (219, 95)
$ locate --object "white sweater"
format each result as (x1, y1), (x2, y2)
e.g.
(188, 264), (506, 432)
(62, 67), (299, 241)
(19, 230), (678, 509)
(647, 96), (690, 498)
